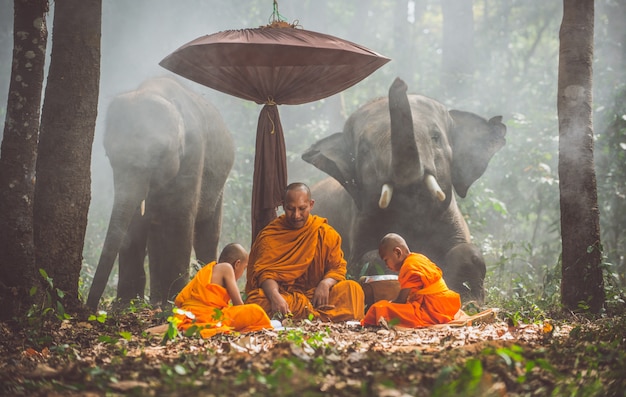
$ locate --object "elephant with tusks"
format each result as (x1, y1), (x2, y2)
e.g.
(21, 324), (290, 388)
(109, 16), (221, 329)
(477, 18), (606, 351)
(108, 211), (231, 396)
(86, 76), (235, 309)
(302, 77), (506, 303)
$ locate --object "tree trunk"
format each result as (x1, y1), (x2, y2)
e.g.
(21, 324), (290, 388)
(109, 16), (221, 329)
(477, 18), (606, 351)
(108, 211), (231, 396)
(441, 0), (475, 100)
(0, 0), (48, 321)
(34, 0), (101, 312)
(557, 0), (604, 313)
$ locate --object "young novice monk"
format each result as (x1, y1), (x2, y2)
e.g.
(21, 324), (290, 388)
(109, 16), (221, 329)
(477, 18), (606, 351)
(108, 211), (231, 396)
(361, 233), (461, 328)
(174, 243), (272, 338)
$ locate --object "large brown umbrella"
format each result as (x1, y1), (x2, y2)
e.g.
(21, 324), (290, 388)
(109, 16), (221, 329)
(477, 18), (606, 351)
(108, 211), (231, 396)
(159, 24), (390, 240)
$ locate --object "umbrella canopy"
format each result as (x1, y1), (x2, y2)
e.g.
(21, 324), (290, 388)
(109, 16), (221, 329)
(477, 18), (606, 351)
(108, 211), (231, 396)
(160, 25), (390, 241)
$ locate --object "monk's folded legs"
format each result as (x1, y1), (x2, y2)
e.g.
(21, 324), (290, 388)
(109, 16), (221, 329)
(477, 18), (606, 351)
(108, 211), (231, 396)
(318, 280), (364, 321)
(246, 280), (364, 321)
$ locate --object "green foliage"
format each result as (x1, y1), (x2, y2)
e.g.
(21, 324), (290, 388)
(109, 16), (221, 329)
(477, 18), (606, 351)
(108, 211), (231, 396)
(278, 326), (331, 350)
(549, 315), (626, 396)
(162, 307), (234, 343)
(486, 344), (557, 384)
(432, 358), (484, 397)
(88, 310), (108, 324)
(235, 355), (315, 395)
(23, 269), (71, 343)
(97, 331), (132, 356)
(162, 308), (186, 343)
(484, 241), (561, 324)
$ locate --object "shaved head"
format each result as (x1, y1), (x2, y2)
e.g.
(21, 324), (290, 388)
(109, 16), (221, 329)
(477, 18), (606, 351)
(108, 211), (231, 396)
(283, 182), (311, 202)
(379, 233), (409, 254)
(219, 243), (248, 265)
(282, 182), (314, 229)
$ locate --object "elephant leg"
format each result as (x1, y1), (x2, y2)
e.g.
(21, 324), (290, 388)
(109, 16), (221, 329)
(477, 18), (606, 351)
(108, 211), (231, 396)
(148, 218), (194, 307)
(193, 192), (223, 265)
(443, 243), (486, 304)
(117, 207), (148, 303)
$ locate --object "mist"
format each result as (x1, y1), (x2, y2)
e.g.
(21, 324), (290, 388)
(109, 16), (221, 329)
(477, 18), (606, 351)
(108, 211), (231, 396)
(1, 1), (623, 300)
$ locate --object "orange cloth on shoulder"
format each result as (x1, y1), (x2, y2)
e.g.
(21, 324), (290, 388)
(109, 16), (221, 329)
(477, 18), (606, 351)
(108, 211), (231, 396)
(361, 253), (460, 328)
(174, 261), (271, 338)
(245, 215), (364, 321)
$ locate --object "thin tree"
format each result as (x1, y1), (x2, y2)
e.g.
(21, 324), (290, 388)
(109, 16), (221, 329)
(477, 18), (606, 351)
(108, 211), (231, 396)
(34, 0), (101, 311)
(557, 0), (604, 312)
(0, 0), (49, 321)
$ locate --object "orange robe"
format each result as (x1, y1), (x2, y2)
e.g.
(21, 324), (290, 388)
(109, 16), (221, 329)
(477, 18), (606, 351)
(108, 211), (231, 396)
(174, 261), (271, 338)
(245, 215), (364, 321)
(361, 253), (461, 327)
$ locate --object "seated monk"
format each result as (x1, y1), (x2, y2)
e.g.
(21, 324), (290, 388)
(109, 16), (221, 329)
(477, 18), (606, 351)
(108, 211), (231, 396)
(361, 233), (461, 328)
(174, 243), (272, 338)
(245, 182), (364, 322)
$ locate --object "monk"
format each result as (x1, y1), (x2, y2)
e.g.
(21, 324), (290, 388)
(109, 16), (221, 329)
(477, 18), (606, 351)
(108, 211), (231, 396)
(174, 243), (272, 338)
(361, 233), (461, 328)
(245, 182), (365, 321)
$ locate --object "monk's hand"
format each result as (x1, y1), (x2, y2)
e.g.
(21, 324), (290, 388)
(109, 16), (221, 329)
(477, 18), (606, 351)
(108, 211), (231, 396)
(312, 279), (333, 308)
(261, 279), (291, 316)
(270, 294), (291, 316)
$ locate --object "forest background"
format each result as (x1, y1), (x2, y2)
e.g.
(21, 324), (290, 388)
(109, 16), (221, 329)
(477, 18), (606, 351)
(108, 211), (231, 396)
(0, 0), (624, 309)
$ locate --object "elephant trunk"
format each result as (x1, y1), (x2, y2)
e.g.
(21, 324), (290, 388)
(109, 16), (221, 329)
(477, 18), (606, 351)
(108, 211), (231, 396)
(389, 77), (423, 188)
(86, 174), (149, 309)
(380, 77), (425, 209)
(384, 77), (447, 207)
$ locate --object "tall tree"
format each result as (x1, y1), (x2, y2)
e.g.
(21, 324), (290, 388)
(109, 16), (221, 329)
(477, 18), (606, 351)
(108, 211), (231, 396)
(0, 0), (49, 321)
(557, 0), (604, 312)
(34, 0), (101, 311)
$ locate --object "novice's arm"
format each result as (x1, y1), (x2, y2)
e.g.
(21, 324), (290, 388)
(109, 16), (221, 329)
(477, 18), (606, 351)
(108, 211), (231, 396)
(214, 263), (244, 305)
(392, 288), (410, 304)
(224, 267), (244, 305)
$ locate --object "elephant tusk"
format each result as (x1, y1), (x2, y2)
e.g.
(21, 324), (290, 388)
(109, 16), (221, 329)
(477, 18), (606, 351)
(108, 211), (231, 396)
(141, 200), (145, 216)
(379, 183), (393, 209)
(425, 174), (446, 202)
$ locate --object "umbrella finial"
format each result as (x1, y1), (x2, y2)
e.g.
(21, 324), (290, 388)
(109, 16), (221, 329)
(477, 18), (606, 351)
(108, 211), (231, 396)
(267, 0), (292, 28)
(263, 0), (301, 29)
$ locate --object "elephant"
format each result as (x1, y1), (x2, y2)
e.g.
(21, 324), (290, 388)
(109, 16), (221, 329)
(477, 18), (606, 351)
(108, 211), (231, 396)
(86, 75), (235, 309)
(301, 77), (506, 303)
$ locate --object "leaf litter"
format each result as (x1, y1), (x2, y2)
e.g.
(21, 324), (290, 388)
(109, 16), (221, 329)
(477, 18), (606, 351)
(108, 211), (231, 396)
(1, 306), (624, 396)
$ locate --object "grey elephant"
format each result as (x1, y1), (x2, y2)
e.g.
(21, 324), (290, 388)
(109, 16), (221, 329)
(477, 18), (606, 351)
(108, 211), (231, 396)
(86, 76), (235, 309)
(302, 77), (506, 303)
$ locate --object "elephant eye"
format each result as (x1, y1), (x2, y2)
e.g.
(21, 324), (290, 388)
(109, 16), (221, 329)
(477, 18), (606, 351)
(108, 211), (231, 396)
(431, 130), (441, 144)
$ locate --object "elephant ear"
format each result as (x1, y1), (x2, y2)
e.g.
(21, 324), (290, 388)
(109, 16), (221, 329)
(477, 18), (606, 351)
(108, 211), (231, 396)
(302, 132), (360, 206)
(449, 110), (506, 198)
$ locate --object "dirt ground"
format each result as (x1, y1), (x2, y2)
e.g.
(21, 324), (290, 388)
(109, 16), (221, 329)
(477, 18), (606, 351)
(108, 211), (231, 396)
(0, 306), (624, 396)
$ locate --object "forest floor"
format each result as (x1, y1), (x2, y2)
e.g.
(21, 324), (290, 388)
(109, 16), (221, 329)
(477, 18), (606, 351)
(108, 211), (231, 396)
(1, 304), (625, 397)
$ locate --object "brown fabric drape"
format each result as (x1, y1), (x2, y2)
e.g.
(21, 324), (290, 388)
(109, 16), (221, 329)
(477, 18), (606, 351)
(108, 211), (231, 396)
(251, 104), (287, 240)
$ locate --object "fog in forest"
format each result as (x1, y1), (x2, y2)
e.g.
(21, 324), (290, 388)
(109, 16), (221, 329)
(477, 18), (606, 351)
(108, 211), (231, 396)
(1, 1), (624, 300)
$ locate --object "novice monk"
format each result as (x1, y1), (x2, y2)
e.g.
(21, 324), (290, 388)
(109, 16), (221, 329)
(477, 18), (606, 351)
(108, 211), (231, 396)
(245, 182), (364, 321)
(174, 243), (272, 338)
(361, 233), (461, 328)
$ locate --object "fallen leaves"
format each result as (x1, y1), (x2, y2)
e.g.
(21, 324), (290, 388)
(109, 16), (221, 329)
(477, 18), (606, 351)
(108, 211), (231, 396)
(0, 307), (622, 396)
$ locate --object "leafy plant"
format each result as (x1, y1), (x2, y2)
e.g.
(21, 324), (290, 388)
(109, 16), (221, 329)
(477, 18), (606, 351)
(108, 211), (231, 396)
(278, 327), (330, 350)
(162, 308), (187, 343)
(23, 268), (71, 340)
(431, 359), (484, 397)
(88, 310), (108, 324)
